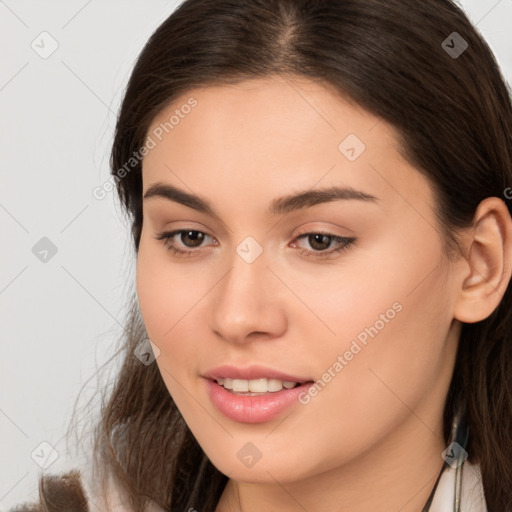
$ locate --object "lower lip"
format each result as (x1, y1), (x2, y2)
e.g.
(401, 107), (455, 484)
(204, 378), (314, 424)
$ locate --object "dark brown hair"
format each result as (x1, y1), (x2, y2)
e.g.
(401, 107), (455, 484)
(12, 0), (512, 511)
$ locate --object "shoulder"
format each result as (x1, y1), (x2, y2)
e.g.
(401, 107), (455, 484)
(7, 470), (89, 512)
(7, 468), (165, 512)
(83, 469), (165, 512)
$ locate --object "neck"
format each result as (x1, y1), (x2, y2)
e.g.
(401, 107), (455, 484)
(216, 412), (447, 512)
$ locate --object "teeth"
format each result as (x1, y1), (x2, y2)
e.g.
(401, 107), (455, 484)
(233, 379), (249, 392)
(268, 379), (284, 391)
(216, 378), (300, 393)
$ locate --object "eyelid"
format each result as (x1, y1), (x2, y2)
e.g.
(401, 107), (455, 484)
(157, 228), (217, 248)
(155, 226), (356, 260)
(290, 231), (355, 259)
(292, 221), (355, 238)
(145, 206), (231, 238)
(156, 223), (352, 248)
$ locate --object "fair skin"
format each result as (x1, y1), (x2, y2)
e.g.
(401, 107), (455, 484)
(136, 75), (512, 511)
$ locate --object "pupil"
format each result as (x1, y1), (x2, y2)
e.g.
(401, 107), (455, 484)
(182, 231), (204, 247)
(309, 234), (331, 250)
(179, 232), (332, 250)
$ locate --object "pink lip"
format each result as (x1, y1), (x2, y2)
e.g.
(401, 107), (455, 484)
(202, 364), (313, 383)
(204, 378), (314, 423)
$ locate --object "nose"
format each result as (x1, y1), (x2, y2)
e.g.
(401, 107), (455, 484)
(209, 244), (287, 345)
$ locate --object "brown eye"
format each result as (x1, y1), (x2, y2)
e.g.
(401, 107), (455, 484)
(293, 232), (356, 259)
(307, 233), (333, 251)
(154, 229), (215, 256)
(180, 230), (205, 247)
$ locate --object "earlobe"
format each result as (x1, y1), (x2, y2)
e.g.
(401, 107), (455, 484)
(454, 197), (512, 324)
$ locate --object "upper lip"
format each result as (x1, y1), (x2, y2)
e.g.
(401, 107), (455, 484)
(202, 364), (314, 383)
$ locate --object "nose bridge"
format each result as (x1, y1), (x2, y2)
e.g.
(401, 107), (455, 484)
(210, 236), (286, 342)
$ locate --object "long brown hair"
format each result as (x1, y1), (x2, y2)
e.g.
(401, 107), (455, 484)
(12, 1), (512, 511)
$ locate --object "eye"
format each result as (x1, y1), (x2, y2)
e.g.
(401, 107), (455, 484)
(155, 229), (216, 257)
(154, 229), (356, 259)
(291, 231), (355, 259)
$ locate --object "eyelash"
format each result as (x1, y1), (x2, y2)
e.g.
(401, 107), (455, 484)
(154, 229), (356, 259)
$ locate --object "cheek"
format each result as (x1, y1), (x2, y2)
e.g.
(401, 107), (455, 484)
(136, 250), (191, 420)
(297, 230), (453, 404)
(135, 237), (221, 411)
(136, 249), (171, 340)
(136, 234), (198, 338)
(274, 241), (455, 470)
(280, 240), (448, 362)
(136, 241), (196, 370)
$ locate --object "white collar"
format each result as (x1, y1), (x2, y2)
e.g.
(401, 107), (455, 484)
(429, 460), (487, 512)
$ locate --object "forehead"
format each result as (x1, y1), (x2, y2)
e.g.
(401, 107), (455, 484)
(148, 74), (389, 142)
(144, 75), (403, 171)
(142, 75), (433, 218)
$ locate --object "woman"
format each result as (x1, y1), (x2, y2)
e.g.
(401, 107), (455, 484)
(10, 0), (512, 511)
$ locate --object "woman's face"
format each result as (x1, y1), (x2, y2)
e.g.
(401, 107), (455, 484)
(136, 75), (462, 484)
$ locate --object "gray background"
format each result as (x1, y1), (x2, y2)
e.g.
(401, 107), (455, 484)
(1, 1), (511, 510)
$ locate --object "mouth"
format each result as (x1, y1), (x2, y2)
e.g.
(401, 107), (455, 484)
(212, 377), (312, 395)
(204, 377), (316, 423)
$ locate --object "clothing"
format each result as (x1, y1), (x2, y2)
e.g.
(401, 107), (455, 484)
(429, 460), (487, 512)
(423, 407), (487, 512)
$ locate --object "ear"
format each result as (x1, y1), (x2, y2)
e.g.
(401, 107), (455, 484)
(453, 197), (512, 323)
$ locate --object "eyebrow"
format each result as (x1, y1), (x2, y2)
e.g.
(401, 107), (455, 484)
(143, 182), (378, 219)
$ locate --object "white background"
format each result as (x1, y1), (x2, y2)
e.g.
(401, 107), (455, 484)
(1, 1), (511, 510)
